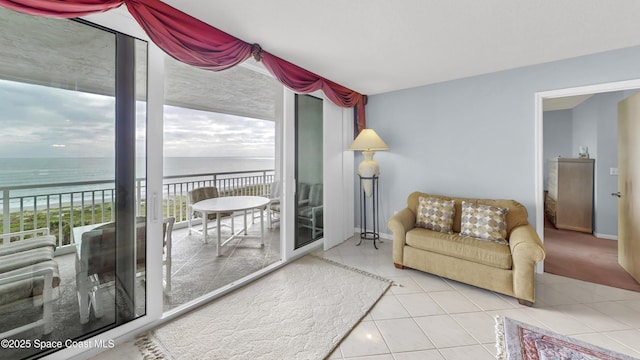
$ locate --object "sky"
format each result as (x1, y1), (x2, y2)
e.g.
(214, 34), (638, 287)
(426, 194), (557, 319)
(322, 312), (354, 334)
(0, 79), (275, 158)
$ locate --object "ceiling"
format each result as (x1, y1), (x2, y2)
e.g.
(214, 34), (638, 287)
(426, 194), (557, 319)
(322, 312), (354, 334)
(161, 0), (640, 95)
(0, 8), (281, 121)
(543, 95), (593, 112)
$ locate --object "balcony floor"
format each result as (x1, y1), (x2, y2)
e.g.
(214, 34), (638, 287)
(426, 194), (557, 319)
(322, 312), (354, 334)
(163, 216), (281, 310)
(0, 214), (281, 359)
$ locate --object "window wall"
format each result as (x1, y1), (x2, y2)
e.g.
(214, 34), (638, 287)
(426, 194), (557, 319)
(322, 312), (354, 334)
(0, 9), (147, 359)
(0, 5), (355, 358)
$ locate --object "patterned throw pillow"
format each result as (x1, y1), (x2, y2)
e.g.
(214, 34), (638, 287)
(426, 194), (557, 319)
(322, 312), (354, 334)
(416, 197), (455, 234)
(460, 201), (509, 244)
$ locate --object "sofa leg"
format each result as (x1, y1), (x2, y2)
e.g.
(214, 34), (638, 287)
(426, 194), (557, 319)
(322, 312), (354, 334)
(394, 263), (405, 269)
(518, 299), (534, 307)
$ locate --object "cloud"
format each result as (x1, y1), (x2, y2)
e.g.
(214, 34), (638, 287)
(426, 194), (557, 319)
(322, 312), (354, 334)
(0, 80), (275, 159)
(162, 105), (275, 158)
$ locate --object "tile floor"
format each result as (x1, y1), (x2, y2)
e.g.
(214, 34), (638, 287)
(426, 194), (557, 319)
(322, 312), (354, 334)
(320, 236), (640, 360)
(94, 235), (640, 360)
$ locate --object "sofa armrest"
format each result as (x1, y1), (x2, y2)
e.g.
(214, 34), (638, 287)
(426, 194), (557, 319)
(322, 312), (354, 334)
(509, 224), (546, 303)
(387, 208), (416, 265)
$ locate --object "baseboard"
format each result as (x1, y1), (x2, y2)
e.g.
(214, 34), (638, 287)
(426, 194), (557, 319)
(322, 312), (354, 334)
(594, 232), (618, 241)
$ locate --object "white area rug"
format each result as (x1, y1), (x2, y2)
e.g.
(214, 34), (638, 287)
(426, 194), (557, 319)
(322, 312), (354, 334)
(136, 255), (392, 360)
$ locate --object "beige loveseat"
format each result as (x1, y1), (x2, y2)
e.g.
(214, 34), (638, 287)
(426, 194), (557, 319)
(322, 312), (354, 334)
(388, 192), (545, 305)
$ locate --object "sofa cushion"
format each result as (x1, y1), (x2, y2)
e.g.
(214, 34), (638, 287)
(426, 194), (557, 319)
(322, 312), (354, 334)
(416, 197), (455, 234)
(460, 202), (508, 244)
(407, 192), (530, 239)
(405, 228), (512, 269)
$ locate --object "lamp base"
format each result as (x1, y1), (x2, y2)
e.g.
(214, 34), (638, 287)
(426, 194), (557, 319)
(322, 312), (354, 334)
(358, 150), (379, 197)
(356, 173), (380, 250)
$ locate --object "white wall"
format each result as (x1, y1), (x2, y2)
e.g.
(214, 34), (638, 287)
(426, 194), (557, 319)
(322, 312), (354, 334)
(543, 109), (573, 189)
(365, 45), (640, 235)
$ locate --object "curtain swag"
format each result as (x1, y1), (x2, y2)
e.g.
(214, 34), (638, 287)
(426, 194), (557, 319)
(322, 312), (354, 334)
(0, 0), (367, 133)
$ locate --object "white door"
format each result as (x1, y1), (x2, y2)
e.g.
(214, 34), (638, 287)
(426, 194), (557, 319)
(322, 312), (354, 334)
(323, 101), (355, 250)
(617, 93), (640, 283)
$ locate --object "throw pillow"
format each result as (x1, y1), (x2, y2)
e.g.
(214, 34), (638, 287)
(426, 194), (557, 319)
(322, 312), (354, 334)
(416, 196), (455, 234)
(460, 201), (509, 244)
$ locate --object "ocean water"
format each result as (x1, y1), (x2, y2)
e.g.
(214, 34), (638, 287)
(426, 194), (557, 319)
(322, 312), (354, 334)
(0, 157), (274, 187)
(0, 157), (274, 208)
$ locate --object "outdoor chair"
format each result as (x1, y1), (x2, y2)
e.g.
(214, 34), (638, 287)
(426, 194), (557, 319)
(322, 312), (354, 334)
(75, 217), (174, 324)
(187, 186), (234, 237)
(0, 228), (60, 338)
(298, 183), (323, 239)
(267, 181), (281, 229)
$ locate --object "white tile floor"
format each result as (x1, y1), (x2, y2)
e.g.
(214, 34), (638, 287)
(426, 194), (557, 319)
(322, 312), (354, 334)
(93, 235), (640, 360)
(320, 236), (640, 360)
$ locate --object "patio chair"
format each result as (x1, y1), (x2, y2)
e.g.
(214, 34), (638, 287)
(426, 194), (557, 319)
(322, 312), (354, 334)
(298, 183), (323, 239)
(267, 181), (281, 229)
(0, 228), (60, 338)
(75, 217), (174, 324)
(187, 186), (234, 237)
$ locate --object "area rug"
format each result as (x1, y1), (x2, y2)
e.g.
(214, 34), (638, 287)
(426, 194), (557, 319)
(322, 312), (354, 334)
(136, 255), (392, 360)
(495, 316), (639, 360)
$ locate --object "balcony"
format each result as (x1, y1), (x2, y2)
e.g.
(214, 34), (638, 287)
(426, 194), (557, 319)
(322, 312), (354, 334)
(0, 170), (281, 359)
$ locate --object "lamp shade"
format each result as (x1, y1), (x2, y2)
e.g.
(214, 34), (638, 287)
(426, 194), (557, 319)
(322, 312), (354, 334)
(349, 129), (389, 151)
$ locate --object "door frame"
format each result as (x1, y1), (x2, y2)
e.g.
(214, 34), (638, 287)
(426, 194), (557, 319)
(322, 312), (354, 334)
(534, 78), (640, 273)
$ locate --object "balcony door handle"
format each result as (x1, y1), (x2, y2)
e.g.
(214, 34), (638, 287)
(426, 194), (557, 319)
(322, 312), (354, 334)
(612, 192), (622, 198)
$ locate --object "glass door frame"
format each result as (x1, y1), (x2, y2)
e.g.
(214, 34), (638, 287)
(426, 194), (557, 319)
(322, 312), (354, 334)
(280, 90), (356, 261)
(50, 15), (163, 360)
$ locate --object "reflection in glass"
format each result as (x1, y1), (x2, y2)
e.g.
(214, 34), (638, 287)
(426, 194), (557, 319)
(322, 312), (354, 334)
(295, 94), (323, 249)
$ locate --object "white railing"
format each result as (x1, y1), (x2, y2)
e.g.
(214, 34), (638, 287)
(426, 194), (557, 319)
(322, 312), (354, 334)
(162, 170), (274, 225)
(0, 169), (274, 248)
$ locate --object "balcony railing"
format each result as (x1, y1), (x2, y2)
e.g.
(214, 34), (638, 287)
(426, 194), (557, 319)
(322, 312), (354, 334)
(0, 169), (274, 248)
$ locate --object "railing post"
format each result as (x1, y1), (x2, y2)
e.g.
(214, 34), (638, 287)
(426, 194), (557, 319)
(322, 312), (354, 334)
(2, 189), (9, 242)
(262, 171), (268, 196)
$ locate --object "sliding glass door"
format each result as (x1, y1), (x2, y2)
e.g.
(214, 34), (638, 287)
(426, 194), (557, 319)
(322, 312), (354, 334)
(0, 9), (147, 358)
(294, 94), (324, 249)
(161, 55), (282, 312)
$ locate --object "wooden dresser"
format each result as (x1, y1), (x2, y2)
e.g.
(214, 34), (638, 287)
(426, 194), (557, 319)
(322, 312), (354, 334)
(545, 158), (594, 233)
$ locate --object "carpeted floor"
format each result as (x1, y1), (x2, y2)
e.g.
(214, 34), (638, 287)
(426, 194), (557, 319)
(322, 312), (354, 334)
(543, 218), (640, 292)
(136, 255), (392, 360)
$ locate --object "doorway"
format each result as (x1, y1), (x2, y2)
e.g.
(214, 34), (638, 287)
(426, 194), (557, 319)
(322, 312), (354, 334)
(535, 80), (640, 290)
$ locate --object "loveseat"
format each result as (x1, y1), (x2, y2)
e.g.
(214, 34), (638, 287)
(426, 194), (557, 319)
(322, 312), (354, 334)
(388, 192), (545, 305)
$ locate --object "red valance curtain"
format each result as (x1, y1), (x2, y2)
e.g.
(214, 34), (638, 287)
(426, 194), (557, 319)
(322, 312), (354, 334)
(0, 0), (367, 132)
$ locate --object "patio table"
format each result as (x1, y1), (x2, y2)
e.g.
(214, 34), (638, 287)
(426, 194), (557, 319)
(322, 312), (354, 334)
(192, 196), (270, 256)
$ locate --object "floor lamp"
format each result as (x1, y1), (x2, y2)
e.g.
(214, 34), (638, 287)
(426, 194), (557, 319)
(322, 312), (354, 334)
(349, 129), (389, 249)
